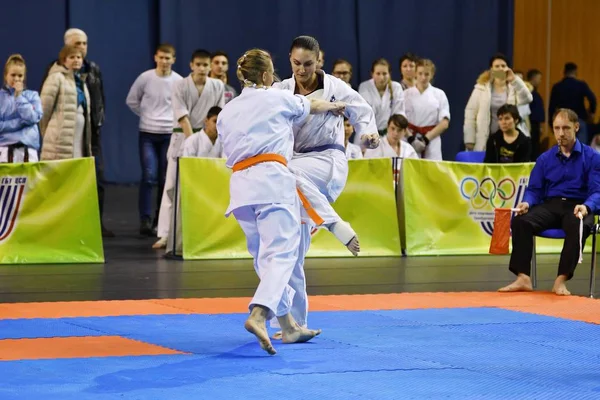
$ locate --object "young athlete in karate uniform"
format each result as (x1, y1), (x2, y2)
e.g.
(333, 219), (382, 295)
(404, 59), (450, 160)
(218, 49), (345, 355)
(182, 106), (223, 158)
(364, 114), (419, 159)
(155, 50), (225, 252)
(270, 36), (379, 338)
(358, 58), (405, 136)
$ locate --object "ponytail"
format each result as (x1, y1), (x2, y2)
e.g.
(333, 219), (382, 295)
(236, 49), (272, 88)
(371, 58), (394, 105)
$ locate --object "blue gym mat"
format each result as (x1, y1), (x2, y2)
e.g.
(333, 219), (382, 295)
(1, 307), (599, 399)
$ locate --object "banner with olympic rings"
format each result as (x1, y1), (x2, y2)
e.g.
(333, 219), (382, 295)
(402, 159), (592, 255)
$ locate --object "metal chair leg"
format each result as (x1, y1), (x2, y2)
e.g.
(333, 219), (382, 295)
(531, 236), (537, 289)
(589, 224), (598, 298)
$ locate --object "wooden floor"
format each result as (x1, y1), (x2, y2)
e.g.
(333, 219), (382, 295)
(0, 185), (597, 303)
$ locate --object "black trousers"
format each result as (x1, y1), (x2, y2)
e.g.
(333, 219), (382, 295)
(509, 198), (594, 280)
(91, 130), (105, 220)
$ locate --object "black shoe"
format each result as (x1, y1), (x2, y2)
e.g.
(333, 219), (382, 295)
(140, 219), (153, 236)
(102, 225), (115, 238)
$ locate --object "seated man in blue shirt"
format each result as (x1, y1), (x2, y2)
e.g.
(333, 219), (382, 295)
(499, 108), (600, 296)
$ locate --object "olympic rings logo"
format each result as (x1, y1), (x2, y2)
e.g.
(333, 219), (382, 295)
(460, 177), (516, 209)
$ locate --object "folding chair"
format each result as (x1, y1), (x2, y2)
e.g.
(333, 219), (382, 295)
(455, 151), (485, 163)
(531, 221), (599, 298)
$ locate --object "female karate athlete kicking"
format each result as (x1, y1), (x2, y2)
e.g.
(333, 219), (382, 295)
(217, 48), (346, 355)
(270, 35), (379, 338)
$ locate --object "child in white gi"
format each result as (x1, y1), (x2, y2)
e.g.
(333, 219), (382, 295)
(182, 106), (223, 157)
(155, 49), (225, 253)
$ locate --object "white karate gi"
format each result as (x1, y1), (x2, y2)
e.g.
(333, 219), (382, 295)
(273, 72), (377, 327)
(157, 76), (225, 242)
(404, 85), (450, 161)
(345, 142), (363, 159)
(358, 78), (405, 134)
(364, 136), (419, 159)
(182, 129), (223, 158)
(218, 86), (311, 319)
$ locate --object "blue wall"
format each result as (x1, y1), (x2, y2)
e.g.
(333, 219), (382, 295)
(0, 0), (513, 183)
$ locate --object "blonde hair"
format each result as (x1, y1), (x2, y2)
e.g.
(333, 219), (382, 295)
(58, 45), (83, 64)
(4, 54), (26, 83)
(236, 49), (272, 87)
(416, 58), (436, 76)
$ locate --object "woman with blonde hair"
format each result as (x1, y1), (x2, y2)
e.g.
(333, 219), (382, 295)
(404, 58), (450, 160)
(217, 48), (344, 355)
(463, 53), (532, 151)
(40, 45), (92, 160)
(0, 54), (43, 162)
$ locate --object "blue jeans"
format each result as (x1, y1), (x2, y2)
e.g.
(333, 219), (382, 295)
(138, 131), (171, 222)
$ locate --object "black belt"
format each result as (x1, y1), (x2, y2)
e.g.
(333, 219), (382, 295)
(7, 143), (29, 163)
(298, 144), (345, 154)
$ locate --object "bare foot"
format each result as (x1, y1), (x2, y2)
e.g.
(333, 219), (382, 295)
(282, 326), (322, 344)
(152, 237), (167, 249)
(244, 317), (276, 355)
(552, 276), (571, 296)
(271, 331), (283, 340)
(498, 274), (533, 292)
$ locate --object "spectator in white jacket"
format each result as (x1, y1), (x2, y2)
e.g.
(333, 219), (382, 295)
(463, 53), (532, 151)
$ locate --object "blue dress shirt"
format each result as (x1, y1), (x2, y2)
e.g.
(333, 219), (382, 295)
(523, 139), (600, 213)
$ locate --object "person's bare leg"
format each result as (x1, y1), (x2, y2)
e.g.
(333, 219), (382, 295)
(498, 273), (533, 292)
(276, 313), (321, 344)
(245, 305), (276, 355)
(552, 274), (571, 296)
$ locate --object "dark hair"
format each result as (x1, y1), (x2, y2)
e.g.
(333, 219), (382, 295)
(552, 108), (579, 124)
(398, 52), (418, 77)
(489, 52), (510, 68)
(332, 59), (352, 73)
(497, 104), (522, 124)
(191, 49), (211, 62)
(206, 106), (222, 120)
(156, 43), (176, 56)
(564, 62), (577, 75)
(526, 69), (541, 81)
(211, 50), (229, 60)
(388, 114), (408, 130)
(289, 35), (320, 55)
